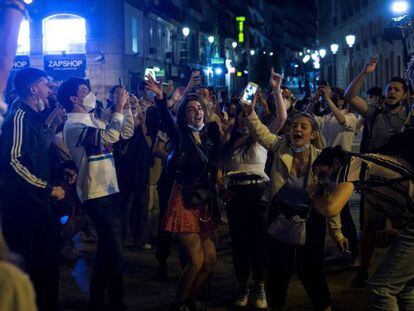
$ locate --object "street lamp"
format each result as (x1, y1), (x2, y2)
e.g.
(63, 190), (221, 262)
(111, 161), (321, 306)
(263, 51), (266, 55)
(269, 52), (274, 56)
(346, 34), (356, 82)
(319, 48), (327, 58)
(250, 49), (255, 56)
(182, 27), (190, 37)
(232, 41), (238, 48)
(345, 34), (356, 48)
(391, 1), (409, 15)
(303, 55), (310, 63)
(208, 36), (214, 44)
(330, 43), (339, 85)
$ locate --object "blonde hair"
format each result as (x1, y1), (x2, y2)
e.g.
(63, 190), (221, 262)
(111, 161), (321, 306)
(0, 229), (10, 261)
(292, 112), (326, 150)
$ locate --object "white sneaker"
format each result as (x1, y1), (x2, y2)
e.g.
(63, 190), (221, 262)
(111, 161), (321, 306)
(141, 243), (152, 250)
(234, 289), (249, 307)
(250, 284), (268, 309)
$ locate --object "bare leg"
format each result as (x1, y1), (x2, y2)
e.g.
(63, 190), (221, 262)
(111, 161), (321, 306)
(188, 231), (217, 299)
(174, 233), (204, 303)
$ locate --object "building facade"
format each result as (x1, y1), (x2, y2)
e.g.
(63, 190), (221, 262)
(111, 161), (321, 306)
(318, 0), (414, 91)
(9, 0), (320, 100)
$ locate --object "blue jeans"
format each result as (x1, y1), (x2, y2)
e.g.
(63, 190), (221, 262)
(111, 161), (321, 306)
(367, 223), (414, 310)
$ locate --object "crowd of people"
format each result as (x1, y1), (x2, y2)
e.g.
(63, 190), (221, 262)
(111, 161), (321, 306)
(1, 3), (414, 311)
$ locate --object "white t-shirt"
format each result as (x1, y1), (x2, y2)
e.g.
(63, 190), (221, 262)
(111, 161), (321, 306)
(316, 112), (358, 151)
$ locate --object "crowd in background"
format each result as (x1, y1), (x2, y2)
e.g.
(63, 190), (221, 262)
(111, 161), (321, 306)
(1, 2), (414, 311)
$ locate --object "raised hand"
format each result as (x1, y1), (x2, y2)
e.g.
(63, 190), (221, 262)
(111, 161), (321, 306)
(145, 74), (163, 100)
(318, 85), (332, 99)
(269, 67), (282, 91)
(114, 86), (129, 113)
(363, 57), (377, 74)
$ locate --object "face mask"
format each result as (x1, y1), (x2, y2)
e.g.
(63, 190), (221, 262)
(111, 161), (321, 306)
(32, 88), (46, 112)
(82, 92), (96, 112)
(291, 144), (309, 153)
(188, 123), (205, 132)
(385, 102), (400, 110)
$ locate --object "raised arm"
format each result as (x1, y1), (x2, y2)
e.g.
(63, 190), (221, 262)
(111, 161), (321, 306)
(268, 68), (288, 134)
(345, 57), (377, 117)
(319, 86), (346, 124)
(241, 97), (280, 152)
(146, 74), (179, 144)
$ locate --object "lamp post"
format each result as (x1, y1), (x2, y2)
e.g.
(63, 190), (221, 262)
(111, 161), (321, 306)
(319, 48), (327, 80)
(345, 34), (356, 82)
(330, 43), (339, 85)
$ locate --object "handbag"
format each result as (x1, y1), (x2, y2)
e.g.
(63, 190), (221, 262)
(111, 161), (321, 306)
(181, 183), (215, 207)
(267, 213), (307, 246)
(267, 200), (311, 246)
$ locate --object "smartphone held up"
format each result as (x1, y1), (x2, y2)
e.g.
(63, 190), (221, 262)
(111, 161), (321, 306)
(240, 82), (259, 105)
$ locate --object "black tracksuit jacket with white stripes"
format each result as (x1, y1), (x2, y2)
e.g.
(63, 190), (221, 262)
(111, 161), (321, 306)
(0, 103), (52, 207)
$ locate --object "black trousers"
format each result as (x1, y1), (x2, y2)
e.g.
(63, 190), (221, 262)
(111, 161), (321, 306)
(1, 196), (60, 311)
(226, 182), (269, 284)
(84, 193), (124, 309)
(267, 207), (332, 309)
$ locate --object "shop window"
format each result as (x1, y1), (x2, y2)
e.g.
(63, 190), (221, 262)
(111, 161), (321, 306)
(16, 19), (30, 55)
(42, 14), (86, 54)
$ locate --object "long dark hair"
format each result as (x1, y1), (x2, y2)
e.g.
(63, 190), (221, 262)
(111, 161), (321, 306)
(176, 92), (204, 131)
(312, 146), (351, 172)
(223, 103), (255, 160)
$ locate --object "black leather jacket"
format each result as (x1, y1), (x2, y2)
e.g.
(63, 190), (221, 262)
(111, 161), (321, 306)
(156, 97), (221, 188)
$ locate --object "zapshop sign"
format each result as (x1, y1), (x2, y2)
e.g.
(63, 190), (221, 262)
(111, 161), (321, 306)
(44, 54), (86, 80)
(12, 56), (30, 70)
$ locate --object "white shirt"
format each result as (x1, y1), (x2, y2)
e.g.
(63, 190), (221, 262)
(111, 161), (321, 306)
(316, 112), (358, 151)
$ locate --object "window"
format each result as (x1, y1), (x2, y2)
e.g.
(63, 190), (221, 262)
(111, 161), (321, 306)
(16, 19), (30, 55)
(131, 17), (138, 54)
(42, 14), (86, 54)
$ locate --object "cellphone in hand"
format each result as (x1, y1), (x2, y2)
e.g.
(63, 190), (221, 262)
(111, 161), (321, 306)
(240, 82), (259, 105)
(193, 70), (201, 85)
(118, 77), (123, 86)
(317, 80), (329, 87)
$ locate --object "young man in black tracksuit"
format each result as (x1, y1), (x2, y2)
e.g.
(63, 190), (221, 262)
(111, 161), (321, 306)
(0, 67), (66, 311)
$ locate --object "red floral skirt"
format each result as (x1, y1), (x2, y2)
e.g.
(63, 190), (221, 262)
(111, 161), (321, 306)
(163, 182), (216, 234)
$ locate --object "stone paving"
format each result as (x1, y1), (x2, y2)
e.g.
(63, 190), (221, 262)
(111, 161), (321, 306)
(59, 195), (386, 310)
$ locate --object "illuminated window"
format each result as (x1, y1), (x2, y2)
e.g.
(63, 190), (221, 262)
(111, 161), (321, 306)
(132, 17), (138, 54)
(42, 14), (86, 54)
(16, 20), (30, 55)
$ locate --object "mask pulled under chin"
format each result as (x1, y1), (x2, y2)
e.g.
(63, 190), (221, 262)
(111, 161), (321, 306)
(385, 103), (400, 110)
(291, 144), (309, 153)
(36, 99), (46, 112)
(82, 92), (97, 112)
(188, 123), (205, 132)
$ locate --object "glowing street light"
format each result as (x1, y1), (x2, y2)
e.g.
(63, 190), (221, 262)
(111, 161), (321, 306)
(303, 55), (311, 63)
(263, 51), (266, 55)
(299, 52), (303, 56)
(250, 49), (255, 56)
(269, 52), (274, 56)
(24, 0), (33, 3)
(345, 34), (356, 48)
(330, 43), (339, 54)
(208, 36), (214, 44)
(182, 27), (190, 37)
(391, 1), (409, 15)
(215, 67), (223, 75)
(311, 52), (319, 61)
(319, 48), (327, 58)
(232, 41), (238, 48)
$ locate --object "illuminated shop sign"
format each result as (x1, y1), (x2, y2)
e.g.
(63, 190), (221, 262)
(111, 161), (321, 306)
(12, 56), (30, 70)
(236, 16), (245, 43)
(44, 54), (86, 80)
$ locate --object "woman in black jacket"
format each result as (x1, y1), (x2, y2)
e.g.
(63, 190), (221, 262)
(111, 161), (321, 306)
(146, 75), (221, 311)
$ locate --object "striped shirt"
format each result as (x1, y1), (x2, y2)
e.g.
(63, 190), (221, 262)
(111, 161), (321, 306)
(337, 154), (414, 225)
